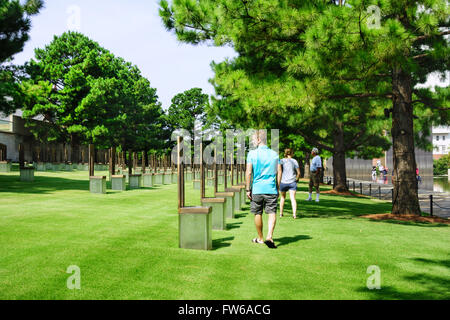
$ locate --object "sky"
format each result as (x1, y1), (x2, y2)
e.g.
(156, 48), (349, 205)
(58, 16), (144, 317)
(12, 0), (448, 110)
(12, 0), (237, 110)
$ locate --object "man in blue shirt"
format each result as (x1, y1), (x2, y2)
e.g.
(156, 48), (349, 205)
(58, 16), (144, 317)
(245, 130), (281, 249)
(307, 148), (322, 202)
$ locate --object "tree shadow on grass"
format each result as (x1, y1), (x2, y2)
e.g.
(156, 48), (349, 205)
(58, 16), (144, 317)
(0, 173), (165, 195)
(296, 183), (333, 193)
(275, 235), (312, 247)
(357, 258), (450, 299)
(0, 174), (89, 194)
(299, 198), (392, 218)
(212, 236), (235, 251)
(357, 275), (450, 300)
(127, 186), (161, 192)
(411, 258), (450, 269)
(364, 217), (449, 228)
(140, 186), (162, 191)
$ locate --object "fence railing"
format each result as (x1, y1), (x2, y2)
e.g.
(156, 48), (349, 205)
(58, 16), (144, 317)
(324, 176), (450, 217)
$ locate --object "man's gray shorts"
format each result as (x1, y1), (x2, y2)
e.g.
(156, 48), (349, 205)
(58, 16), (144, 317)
(251, 194), (278, 215)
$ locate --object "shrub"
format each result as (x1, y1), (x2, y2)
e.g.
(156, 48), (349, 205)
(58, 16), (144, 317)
(433, 154), (450, 176)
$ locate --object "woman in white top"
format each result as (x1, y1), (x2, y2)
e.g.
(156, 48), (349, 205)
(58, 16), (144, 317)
(278, 148), (300, 219)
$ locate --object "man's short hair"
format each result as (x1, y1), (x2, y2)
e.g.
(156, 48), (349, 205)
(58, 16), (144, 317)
(253, 129), (267, 145)
(312, 148), (319, 154)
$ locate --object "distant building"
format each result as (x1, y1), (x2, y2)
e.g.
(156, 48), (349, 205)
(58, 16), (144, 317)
(0, 111), (34, 162)
(432, 126), (450, 160)
(0, 111), (107, 163)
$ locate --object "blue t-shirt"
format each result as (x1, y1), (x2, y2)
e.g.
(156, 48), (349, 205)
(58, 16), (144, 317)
(310, 155), (322, 172)
(247, 146), (279, 195)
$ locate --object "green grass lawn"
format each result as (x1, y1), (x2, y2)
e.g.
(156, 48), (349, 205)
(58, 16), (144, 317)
(0, 169), (449, 300)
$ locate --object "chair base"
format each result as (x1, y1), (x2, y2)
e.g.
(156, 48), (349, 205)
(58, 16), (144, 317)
(179, 207), (212, 250)
(90, 176), (106, 194)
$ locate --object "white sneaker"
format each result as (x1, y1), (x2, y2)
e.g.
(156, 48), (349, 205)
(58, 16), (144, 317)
(315, 199), (320, 203)
(306, 197), (312, 201)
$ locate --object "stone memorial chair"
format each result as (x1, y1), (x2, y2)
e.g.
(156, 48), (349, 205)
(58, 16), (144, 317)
(177, 137), (212, 250)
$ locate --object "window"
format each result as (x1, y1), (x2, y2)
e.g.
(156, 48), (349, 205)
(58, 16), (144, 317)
(443, 135), (446, 141)
(436, 136), (440, 141)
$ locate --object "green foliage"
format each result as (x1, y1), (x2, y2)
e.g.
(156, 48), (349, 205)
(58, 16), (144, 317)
(160, 1), (393, 171)
(0, 65), (23, 115)
(165, 87), (209, 134)
(0, 0), (43, 63)
(0, 0), (43, 114)
(434, 154), (450, 176)
(159, 0), (449, 190)
(21, 32), (165, 152)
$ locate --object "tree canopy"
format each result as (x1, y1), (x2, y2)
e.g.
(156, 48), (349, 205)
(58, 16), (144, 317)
(0, 0), (43, 115)
(160, 0), (449, 214)
(166, 87), (210, 135)
(21, 32), (164, 158)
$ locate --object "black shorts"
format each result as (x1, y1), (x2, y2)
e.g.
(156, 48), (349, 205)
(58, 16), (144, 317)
(251, 194), (278, 215)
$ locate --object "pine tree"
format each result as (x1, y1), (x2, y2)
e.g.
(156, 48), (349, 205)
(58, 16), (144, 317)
(21, 32), (164, 166)
(0, 0), (43, 114)
(159, 0), (449, 214)
(159, 0), (392, 192)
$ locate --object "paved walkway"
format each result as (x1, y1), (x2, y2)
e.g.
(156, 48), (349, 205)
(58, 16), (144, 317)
(325, 176), (450, 219)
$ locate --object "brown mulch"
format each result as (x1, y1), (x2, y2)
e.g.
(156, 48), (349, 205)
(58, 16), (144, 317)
(361, 213), (450, 224)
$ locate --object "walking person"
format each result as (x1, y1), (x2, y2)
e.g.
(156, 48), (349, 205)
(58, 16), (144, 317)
(279, 148), (300, 219)
(378, 164), (385, 178)
(416, 167), (422, 183)
(306, 148), (322, 203)
(246, 130), (281, 249)
(371, 166), (377, 182)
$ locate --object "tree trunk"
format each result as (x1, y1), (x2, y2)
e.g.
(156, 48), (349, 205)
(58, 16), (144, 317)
(19, 143), (25, 168)
(88, 144), (95, 177)
(94, 148), (98, 164)
(133, 152), (137, 171)
(144, 151), (149, 167)
(109, 147), (116, 176)
(298, 158), (305, 178)
(391, 66), (421, 215)
(304, 152), (311, 179)
(128, 151), (133, 176)
(332, 123), (348, 192)
(319, 161), (325, 183)
(142, 150), (146, 174)
(63, 144), (68, 163)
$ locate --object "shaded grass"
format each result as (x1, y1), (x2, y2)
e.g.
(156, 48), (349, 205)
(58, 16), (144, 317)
(0, 171), (448, 300)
